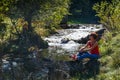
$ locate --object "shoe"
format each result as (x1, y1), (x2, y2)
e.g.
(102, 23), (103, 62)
(70, 54), (77, 60)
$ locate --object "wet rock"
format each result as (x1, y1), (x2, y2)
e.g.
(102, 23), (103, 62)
(75, 28), (106, 44)
(84, 59), (100, 75)
(60, 24), (68, 29)
(61, 38), (70, 44)
(66, 59), (100, 78)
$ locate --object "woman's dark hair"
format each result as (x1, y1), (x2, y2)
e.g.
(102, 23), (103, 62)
(89, 32), (98, 40)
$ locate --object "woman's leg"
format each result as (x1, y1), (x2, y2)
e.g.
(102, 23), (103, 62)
(77, 52), (83, 56)
(77, 52), (88, 56)
(88, 54), (100, 59)
(77, 53), (99, 60)
(70, 52), (86, 60)
(77, 52), (89, 60)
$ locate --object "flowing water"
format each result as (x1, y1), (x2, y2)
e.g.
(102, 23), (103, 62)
(0, 24), (103, 80)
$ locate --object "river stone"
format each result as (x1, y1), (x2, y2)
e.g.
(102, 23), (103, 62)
(75, 28), (106, 44)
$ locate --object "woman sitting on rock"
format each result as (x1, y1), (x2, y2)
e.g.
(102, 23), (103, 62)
(70, 32), (100, 60)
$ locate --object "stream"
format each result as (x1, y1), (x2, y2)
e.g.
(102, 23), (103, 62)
(0, 24), (103, 80)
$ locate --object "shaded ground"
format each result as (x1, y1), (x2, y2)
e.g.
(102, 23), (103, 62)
(0, 52), (100, 80)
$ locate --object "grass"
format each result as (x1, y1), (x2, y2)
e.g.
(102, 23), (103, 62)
(93, 32), (120, 80)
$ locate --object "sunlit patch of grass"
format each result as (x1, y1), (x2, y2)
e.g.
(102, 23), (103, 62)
(111, 51), (120, 69)
(96, 69), (120, 80)
(54, 54), (71, 61)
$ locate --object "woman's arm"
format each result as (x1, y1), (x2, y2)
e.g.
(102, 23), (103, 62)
(83, 42), (98, 51)
(79, 41), (90, 52)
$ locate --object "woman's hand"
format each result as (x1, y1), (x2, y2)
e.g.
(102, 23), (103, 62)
(83, 48), (90, 52)
(79, 47), (85, 52)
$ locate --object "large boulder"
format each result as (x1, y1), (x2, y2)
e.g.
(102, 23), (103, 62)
(75, 28), (106, 44)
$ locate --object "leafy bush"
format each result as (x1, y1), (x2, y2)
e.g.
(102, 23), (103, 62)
(99, 32), (113, 56)
(111, 51), (120, 68)
(0, 0), (70, 54)
(93, 0), (120, 32)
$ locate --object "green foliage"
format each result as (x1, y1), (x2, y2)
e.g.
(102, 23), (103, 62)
(0, 0), (70, 54)
(93, 1), (120, 75)
(93, 0), (120, 31)
(4, 0), (70, 32)
(0, 0), (15, 14)
(99, 32), (120, 67)
(110, 34), (120, 68)
(111, 51), (120, 68)
(96, 69), (120, 80)
(96, 33), (120, 80)
(35, 0), (70, 33)
(99, 32), (113, 56)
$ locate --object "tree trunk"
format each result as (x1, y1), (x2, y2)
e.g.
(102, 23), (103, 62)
(25, 16), (32, 32)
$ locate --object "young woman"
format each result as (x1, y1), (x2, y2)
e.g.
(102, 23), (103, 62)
(70, 32), (100, 60)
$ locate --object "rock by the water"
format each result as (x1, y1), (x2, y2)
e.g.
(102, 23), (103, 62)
(75, 28), (106, 44)
(61, 38), (70, 44)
